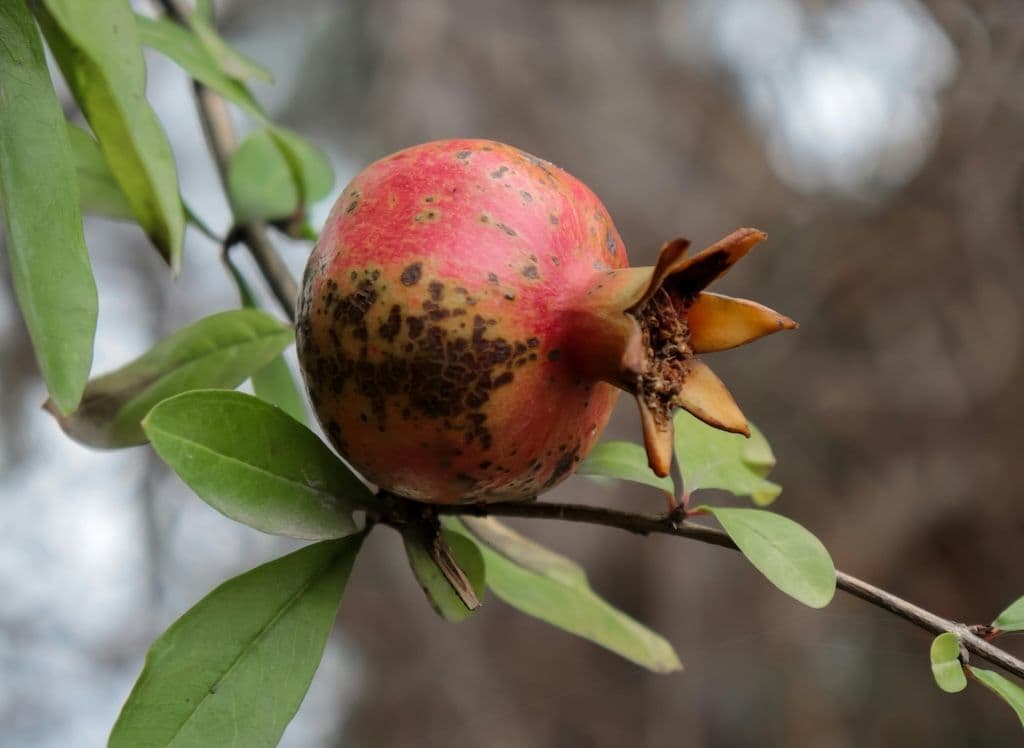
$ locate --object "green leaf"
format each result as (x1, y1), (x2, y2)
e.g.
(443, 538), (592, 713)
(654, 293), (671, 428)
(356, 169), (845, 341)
(46, 309), (293, 448)
(66, 122), (135, 220)
(134, 13), (265, 120)
(227, 130), (300, 222)
(109, 535), (363, 748)
(970, 668), (1024, 727)
(458, 516), (588, 588)
(37, 0), (184, 271)
(183, 5), (273, 84)
(930, 633), (967, 693)
(0, 2), (97, 416)
(701, 506), (836, 608)
(674, 413), (781, 506)
(143, 390), (369, 539)
(404, 530), (486, 622)
(449, 518), (682, 673)
(268, 126), (334, 206)
(224, 254), (307, 424)
(578, 440), (674, 497)
(994, 595), (1024, 633)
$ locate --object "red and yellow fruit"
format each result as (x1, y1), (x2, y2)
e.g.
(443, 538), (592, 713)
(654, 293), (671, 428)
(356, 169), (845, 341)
(296, 139), (795, 503)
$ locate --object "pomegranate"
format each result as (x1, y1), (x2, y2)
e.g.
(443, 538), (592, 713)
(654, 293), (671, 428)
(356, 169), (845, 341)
(296, 139), (795, 504)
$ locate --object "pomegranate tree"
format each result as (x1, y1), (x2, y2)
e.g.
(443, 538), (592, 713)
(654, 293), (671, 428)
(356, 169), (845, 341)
(297, 139), (795, 503)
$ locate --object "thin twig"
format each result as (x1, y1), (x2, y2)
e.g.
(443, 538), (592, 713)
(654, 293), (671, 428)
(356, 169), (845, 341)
(157, 0), (299, 321)
(435, 500), (1024, 681)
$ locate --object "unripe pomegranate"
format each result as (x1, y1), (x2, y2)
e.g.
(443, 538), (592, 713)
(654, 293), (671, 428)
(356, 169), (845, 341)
(297, 139), (795, 504)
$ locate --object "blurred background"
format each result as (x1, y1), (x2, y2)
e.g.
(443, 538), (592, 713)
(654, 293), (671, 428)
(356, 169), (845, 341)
(2, 0), (1023, 745)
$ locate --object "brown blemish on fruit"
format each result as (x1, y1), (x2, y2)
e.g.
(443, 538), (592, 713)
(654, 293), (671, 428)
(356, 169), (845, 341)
(521, 265), (539, 280)
(605, 229), (617, 255)
(548, 349), (561, 362)
(487, 272), (499, 284)
(503, 291), (516, 301)
(551, 255), (560, 266)
(495, 222), (517, 237)
(305, 272), (538, 463)
(415, 209), (440, 223)
(520, 190), (532, 202)
(549, 214), (559, 225)
(479, 213), (491, 224)
(455, 150), (471, 160)
(401, 263), (422, 286)
(491, 165), (509, 179)
(346, 199), (359, 213)
(379, 304), (402, 341)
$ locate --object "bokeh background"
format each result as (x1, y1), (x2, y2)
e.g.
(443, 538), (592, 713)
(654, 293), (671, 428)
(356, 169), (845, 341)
(3, 0), (1023, 745)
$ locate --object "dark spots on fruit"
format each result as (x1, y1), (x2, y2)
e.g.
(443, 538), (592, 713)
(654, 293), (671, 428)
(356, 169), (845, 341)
(454, 286), (468, 296)
(479, 460), (492, 470)
(503, 291), (516, 301)
(520, 190), (532, 202)
(424, 195), (436, 203)
(548, 349), (561, 362)
(549, 213), (559, 225)
(414, 209), (440, 223)
(490, 165), (509, 179)
(401, 263), (422, 286)
(487, 272), (499, 284)
(455, 150), (471, 160)
(527, 337), (539, 348)
(379, 304), (402, 341)
(529, 353), (537, 361)
(310, 275), (538, 455)
(495, 222), (517, 237)
(346, 199), (359, 213)
(407, 316), (425, 339)
(605, 229), (617, 255)
(350, 271), (358, 281)
(551, 255), (560, 266)
(479, 213), (491, 224)
(521, 264), (539, 280)
(544, 444), (581, 489)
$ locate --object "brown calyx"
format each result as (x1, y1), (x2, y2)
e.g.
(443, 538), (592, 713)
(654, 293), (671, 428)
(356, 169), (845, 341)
(635, 288), (693, 434)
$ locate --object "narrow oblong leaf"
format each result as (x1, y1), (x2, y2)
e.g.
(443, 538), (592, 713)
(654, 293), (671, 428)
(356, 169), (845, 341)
(143, 390), (370, 539)
(578, 440), (675, 497)
(225, 254), (307, 424)
(183, 6), (273, 83)
(674, 412), (781, 506)
(46, 309), (293, 448)
(404, 530), (486, 622)
(227, 130), (300, 222)
(449, 519), (682, 673)
(109, 535), (363, 748)
(66, 123), (135, 220)
(702, 506), (836, 608)
(930, 633), (967, 693)
(969, 667), (1024, 727)
(0, 1), (97, 415)
(459, 516), (588, 588)
(134, 13), (265, 120)
(38, 0), (184, 270)
(993, 595), (1024, 633)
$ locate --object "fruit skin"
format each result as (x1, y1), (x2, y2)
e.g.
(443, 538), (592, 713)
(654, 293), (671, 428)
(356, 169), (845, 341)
(297, 139), (627, 503)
